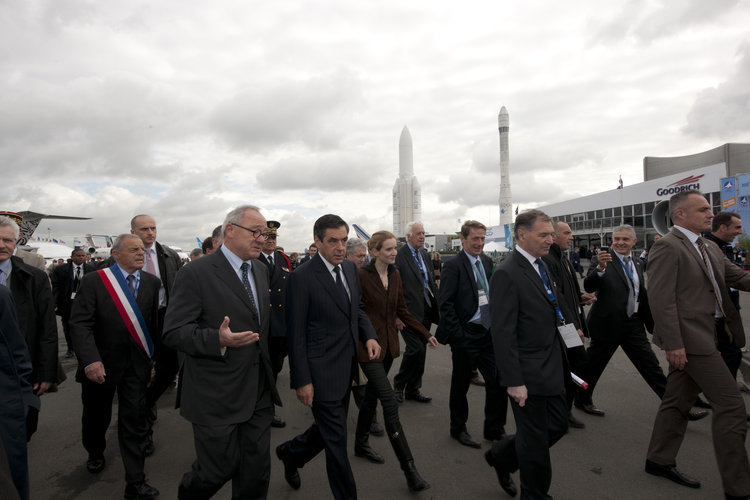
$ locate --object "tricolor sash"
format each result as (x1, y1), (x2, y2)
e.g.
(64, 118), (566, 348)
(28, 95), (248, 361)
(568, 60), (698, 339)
(98, 264), (154, 359)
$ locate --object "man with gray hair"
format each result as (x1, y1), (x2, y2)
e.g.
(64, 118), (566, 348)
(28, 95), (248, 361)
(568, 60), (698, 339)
(394, 222), (439, 403)
(0, 215), (57, 401)
(345, 238), (368, 269)
(163, 205), (279, 499)
(577, 224), (707, 421)
(71, 233), (161, 499)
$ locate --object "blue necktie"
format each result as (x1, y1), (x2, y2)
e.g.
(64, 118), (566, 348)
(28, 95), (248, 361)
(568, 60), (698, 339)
(334, 266), (350, 307)
(240, 262), (258, 315)
(127, 274), (137, 298)
(534, 258), (552, 290)
(475, 260), (491, 330)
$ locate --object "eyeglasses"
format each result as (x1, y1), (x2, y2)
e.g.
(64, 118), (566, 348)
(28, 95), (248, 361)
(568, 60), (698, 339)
(230, 222), (270, 240)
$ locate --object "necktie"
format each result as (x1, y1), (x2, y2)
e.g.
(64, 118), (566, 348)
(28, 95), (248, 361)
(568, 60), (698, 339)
(145, 249), (157, 275)
(623, 256), (636, 317)
(127, 274), (136, 297)
(73, 266), (81, 292)
(535, 258), (552, 290)
(697, 237), (726, 317)
(240, 262), (258, 315)
(334, 266), (350, 307)
(413, 249), (431, 303)
(474, 260), (491, 329)
(268, 254), (273, 266)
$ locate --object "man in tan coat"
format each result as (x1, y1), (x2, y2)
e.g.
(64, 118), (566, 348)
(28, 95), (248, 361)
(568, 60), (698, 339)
(645, 190), (750, 499)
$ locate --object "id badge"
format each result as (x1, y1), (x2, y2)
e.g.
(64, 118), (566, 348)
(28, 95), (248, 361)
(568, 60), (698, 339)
(633, 300), (639, 313)
(558, 323), (582, 348)
(70, 292), (77, 300)
(477, 290), (489, 307)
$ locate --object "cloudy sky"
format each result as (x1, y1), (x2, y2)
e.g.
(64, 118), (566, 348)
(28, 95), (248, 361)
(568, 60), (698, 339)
(3, 0), (749, 253)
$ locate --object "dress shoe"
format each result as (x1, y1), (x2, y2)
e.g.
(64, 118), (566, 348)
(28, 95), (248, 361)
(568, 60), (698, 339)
(404, 391), (432, 403)
(394, 387), (404, 404)
(86, 456), (105, 473)
(354, 441), (385, 464)
(451, 430), (481, 449)
(645, 459), (701, 488)
(124, 481), (160, 500)
(687, 408), (709, 421)
(726, 493), (750, 499)
(568, 413), (586, 429)
(694, 396), (712, 409)
(276, 443), (301, 490)
(370, 419), (385, 437)
(144, 436), (155, 457)
(271, 415), (286, 428)
(485, 449), (518, 497)
(574, 401), (605, 416)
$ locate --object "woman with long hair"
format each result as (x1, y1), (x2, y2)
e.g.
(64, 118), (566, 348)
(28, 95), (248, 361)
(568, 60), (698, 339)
(354, 230), (438, 492)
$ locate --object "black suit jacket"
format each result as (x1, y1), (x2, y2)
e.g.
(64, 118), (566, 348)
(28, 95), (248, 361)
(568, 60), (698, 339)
(163, 248), (280, 426)
(259, 251), (291, 338)
(50, 262), (96, 318)
(542, 244), (587, 334)
(70, 269), (160, 385)
(435, 251), (492, 344)
(584, 250), (654, 338)
(8, 255), (58, 384)
(286, 254), (377, 402)
(394, 244), (439, 325)
(490, 249), (567, 396)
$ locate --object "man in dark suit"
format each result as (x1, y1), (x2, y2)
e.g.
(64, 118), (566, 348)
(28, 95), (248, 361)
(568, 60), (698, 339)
(0, 285), (40, 500)
(0, 216), (57, 401)
(51, 248), (96, 358)
(705, 211), (744, 377)
(298, 243), (317, 265)
(542, 220), (594, 429)
(163, 205), (280, 499)
(129, 214), (183, 454)
(486, 209), (568, 499)
(71, 234), (161, 500)
(577, 225), (664, 416)
(646, 191), (750, 497)
(435, 220), (508, 450)
(259, 220), (292, 429)
(393, 222), (439, 403)
(276, 214), (380, 500)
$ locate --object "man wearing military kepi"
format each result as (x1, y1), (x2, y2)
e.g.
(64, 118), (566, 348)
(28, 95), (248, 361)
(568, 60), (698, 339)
(259, 220), (293, 428)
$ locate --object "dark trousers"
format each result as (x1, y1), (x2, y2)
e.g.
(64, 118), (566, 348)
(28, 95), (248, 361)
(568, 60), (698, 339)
(393, 304), (433, 394)
(0, 405), (28, 500)
(81, 366), (149, 484)
(268, 336), (287, 378)
(582, 319), (666, 403)
(146, 308), (179, 408)
(178, 387), (273, 500)
(449, 325), (507, 440)
(509, 394), (568, 500)
(565, 345), (589, 409)
(60, 313), (73, 352)
(647, 351), (750, 496)
(358, 352), (399, 433)
(284, 391), (356, 500)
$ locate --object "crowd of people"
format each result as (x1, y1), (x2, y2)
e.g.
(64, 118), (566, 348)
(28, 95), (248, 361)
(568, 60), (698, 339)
(2, 189), (750, 499)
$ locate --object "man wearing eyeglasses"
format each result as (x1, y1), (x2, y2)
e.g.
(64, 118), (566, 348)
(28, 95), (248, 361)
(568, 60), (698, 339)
(163, 205), (280, 499)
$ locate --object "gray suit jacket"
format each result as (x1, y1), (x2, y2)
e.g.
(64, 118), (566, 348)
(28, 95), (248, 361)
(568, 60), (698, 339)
(647, 227), (750, 353)
(163, 248), (280, 425)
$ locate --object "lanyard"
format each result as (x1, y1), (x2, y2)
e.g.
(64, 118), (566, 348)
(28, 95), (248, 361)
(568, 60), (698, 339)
(536, 260), (565, 324)
(618, 257), (637, 298)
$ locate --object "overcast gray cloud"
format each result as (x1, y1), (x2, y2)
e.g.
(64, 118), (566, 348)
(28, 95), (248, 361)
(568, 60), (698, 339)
(3, 0), (750, 253)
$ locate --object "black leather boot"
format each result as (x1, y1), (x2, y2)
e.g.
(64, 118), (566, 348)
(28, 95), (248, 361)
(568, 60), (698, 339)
(388, 425), (430, 492)
(354, 411), (384, 464)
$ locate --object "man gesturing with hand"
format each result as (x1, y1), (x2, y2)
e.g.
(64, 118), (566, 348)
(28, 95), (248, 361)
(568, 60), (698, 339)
(163, 205), (280, 499)
(276, 214), (379, 500)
